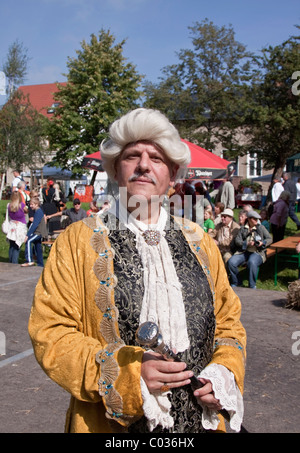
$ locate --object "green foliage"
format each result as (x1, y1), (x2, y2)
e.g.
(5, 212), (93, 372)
(238, 179), (262, 193)
(144, 20), (300, 177)
(244, 31), (300, 176)
(144, 18), (256, 151)
(0, 90), (48, 172)
(2, 39), (30, 96)
(47, 29), (143, 172)
(239, 178), (252, 187)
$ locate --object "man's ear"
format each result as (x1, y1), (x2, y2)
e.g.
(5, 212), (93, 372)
(169, 165), (179, 187)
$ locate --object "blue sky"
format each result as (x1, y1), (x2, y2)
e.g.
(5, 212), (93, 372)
(0, 0), (299, 96)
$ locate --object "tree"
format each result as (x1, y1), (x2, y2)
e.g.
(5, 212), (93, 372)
(0, 90), (47, 172)
(144, 19), (255, 154)
(2, 39), (30, 96)
(47, 29), (143, 174)
(245, 30), (300, 180)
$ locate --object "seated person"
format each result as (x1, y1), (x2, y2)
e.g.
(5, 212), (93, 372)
(228, 211), (272, 289)
(238, 209), (248, 227)
(259, 208), (270, 232)
(209, 208), (240, 264)
(46, 198), (87, 225)
(213, 202), (225, 226)
(203, 205), (215, 233)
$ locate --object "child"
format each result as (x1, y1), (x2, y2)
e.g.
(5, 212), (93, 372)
(21, 197), (47, 267)
(203, 205), (215, 234)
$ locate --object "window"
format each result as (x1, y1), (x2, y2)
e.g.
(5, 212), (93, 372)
(47, 102), (60, 114)
(247, 152), (262, 178)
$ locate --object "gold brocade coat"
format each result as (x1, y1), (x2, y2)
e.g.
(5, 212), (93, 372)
(28, 215), (246, 433)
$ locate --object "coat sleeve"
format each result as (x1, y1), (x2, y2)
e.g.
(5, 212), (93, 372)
(28, 221), (144, 427)
(199, 231), (247, 394)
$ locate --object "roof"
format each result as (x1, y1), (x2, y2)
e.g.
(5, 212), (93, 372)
(18, 82), (66, 118)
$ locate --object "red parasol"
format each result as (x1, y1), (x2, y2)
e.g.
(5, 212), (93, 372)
(82, 140), (231, 179)
(181, 139), (231, 180)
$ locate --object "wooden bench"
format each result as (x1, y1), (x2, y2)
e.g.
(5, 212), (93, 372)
(265, 247), (276, 259)
(42, 240), (55, 246)
(269, 234), (300, 285)
(42, 240), (55, 254)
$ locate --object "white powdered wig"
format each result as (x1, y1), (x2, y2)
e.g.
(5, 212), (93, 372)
(100, 108), (191, 181)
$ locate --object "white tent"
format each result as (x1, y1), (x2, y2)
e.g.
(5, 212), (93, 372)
(22, 165), (88, 182)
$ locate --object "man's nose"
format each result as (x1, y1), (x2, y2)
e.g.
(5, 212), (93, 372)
(137, 152), (151, 172)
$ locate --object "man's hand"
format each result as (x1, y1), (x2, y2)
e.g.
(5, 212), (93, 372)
(193, 378), (222, 411)
(141, 351), (193, 393)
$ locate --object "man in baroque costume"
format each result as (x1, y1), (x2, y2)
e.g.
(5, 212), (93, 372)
(28, 108), (246, 433)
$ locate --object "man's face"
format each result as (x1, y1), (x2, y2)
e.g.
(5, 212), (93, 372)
(74, 202), (81, 212)
(114, 141), (178, 208)
(221, 214), (232, 226)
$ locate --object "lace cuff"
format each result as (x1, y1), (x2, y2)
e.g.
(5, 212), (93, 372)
(140, 377), (174, 432)
(199, 363), (244, 432)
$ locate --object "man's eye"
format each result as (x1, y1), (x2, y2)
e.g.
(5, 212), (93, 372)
(151, 156), (162, 162)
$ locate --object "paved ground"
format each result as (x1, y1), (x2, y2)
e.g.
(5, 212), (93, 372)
(0, 261), (299, 433)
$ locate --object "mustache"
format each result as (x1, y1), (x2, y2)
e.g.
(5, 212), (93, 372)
(128, 172), (157, 185)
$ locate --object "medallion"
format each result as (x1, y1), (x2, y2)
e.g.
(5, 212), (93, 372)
(142, 230), (161, 246)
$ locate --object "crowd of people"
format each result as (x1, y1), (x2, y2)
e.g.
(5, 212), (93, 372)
(167, 171), (299, 290)
(3, 175), (112, 267)
(3, 165), (300, 285)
